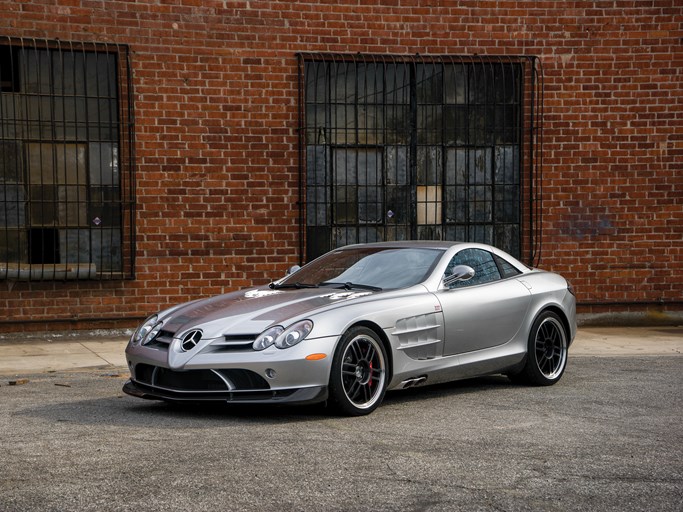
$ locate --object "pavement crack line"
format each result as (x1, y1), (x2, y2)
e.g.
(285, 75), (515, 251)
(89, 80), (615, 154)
(79, 342), (116, 366)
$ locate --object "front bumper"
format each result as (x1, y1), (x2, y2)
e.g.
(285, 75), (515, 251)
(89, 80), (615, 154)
(122, 378), (328, 405)
(123, 335), (337, 405)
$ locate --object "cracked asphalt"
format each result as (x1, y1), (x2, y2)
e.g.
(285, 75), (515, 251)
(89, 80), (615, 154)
(1, 355), (681, 511)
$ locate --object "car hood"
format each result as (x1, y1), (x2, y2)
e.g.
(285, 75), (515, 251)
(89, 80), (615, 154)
(159, 287), (378, 339)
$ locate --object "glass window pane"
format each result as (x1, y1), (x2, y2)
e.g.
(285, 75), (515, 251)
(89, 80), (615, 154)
(417, 146), (442, 186)
(303, 58), (523, 261)
(305, 105), (327, 144)
(329, 105), (355, 144)
(417, 104), (442, 144)
(91, 228), (122, 272)
(334, 226), (357, 247)
(27, 143), (86, 185)
(385, 146), (408, 185)
(306, 187), (328, 226)
(305, 61), (328, 104)
(416, 64), (443, 104)
(29, 185), (57, 224)
(0, 229), (27, 263)
(59, 228), (90, 264)
(445, 185), (467, 223)
(357, 226), (383, 244)
(89, 143), (119, 185)
(468, 65), (494, 104)
(469, 185), (493, 223)
(446, 248), (500, 288)
(89, 186), (120, 227)
(88, 52), (117, 97)
(357, 62), (383, 104)
(333, 148), (382, 225)
(444, 64), (467, 104)
(444, 105), (467, 146)
(52, 52), (86, 96)
(385, 64), (409, 104)
(494, 185), (519, 223)
(0, 141), (21, 182)
(58, 185), (87, 226)
(417, 185), (442, 225)
(357, 105), (382, 144)
(1, 42), (128, 277)
(22, 49), (51, 94)
(330, 62), (355, 103)
(0, 184), (26, 227)
(386, 185), (408, 224)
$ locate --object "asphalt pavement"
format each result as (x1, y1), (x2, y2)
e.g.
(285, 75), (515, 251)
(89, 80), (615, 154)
(0, 336), (681, 511)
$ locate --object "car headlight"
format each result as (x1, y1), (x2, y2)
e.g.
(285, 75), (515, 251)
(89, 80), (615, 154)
(253, 320), (314, 351)
(275, 320), (314, 349)
(253, 325), (285, 351)
(144, 321), (163, 345)
(131, 315), (158, 345)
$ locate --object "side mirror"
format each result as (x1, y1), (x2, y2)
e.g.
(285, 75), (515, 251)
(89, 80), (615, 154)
(270, 265), (303, 289)
(442, 265), (475, 288)
(285, 265), (301, 276)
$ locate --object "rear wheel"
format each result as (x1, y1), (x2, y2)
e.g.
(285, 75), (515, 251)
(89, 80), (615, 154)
(328, 326), (388, 416)
(510, 311), (568, 386)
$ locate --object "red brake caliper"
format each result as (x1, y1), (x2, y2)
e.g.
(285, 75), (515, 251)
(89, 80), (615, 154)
(369, 358), (373, 389)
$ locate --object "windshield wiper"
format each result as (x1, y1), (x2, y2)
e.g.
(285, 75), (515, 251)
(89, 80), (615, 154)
(269, 282), (318, 290)
(318, 281), (382, 292)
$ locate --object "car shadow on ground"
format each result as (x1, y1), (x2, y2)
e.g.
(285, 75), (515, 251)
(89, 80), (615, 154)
(11, 373), (519, 427)
(383, 373), (516, 406)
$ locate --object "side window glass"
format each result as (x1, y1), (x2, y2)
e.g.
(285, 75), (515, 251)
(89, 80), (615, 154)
(495, 255), (522, 278)
(444, 249), (501, 289)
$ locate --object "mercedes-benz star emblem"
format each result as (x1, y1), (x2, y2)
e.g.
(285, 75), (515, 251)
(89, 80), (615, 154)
(180, 330), (202, 352)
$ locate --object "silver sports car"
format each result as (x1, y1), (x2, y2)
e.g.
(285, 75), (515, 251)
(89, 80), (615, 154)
(123, 241), (576, 415)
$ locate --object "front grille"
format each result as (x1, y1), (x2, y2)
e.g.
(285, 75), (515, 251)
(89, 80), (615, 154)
(156, 367), (228, 391)
(203, 334), (258, 353)
(223, 334), (257, 342)
(143, 331), (258, 353)
(144, 330), (174, 350)
(130, 380), (297, 402)
(134, 364), (270, 392)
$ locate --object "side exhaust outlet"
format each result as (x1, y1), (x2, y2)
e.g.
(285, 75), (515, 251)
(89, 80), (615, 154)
(400, 376), (428, 389)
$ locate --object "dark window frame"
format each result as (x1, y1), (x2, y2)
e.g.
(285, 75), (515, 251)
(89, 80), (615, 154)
(0, 37), (135, 281)
(297, 53), (543, 266)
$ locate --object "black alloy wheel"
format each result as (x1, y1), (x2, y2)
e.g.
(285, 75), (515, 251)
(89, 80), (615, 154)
(510, 310), (568, 386)
(328, 326), (388, 416)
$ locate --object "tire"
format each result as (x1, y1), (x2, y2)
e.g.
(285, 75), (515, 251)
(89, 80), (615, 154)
(328, 326), (388, 416)
(510, 311), (568, 386)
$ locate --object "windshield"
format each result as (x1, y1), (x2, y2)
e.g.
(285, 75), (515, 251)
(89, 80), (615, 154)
(278, 247), (443, 290)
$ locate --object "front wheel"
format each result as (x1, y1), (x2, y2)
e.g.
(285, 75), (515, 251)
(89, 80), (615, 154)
(510, 311), (568, 386)
(328, 326), (388, 416)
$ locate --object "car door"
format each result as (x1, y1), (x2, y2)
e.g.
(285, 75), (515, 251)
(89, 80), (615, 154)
(436, 248), (531, 356)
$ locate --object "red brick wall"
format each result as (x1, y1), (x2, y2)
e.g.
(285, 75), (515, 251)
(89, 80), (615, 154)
(1, 0), (681, 330)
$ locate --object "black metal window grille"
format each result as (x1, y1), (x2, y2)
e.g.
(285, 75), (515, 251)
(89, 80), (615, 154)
(298, 53), (543, 264)
(0, 37), (135, 280)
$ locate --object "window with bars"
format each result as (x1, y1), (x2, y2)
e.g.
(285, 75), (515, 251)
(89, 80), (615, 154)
(299, 54), (542, 264)
(0, 38), (134, 280)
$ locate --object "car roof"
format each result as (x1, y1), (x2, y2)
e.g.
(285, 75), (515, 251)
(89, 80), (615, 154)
(337, 240), (530, 274)
(339, 240), (464, 251)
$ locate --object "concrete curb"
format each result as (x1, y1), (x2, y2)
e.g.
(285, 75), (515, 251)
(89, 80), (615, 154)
(0, 326), (680, 377)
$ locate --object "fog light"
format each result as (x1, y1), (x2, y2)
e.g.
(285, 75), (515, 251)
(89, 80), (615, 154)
(265, 368), (277, 379)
